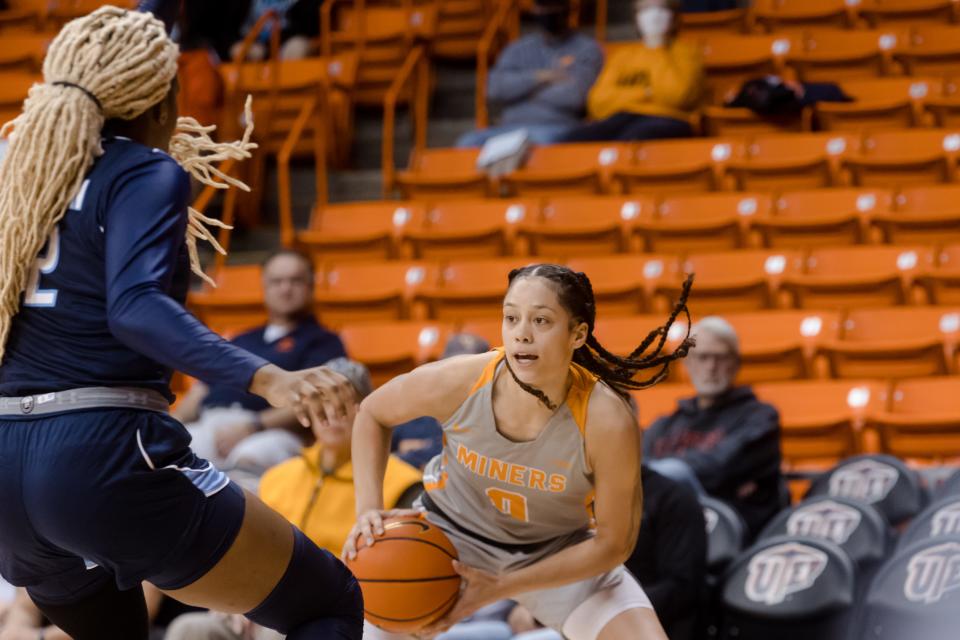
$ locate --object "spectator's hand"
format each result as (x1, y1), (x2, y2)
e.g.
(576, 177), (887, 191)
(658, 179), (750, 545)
(419, 562), (502, 637)
(342, 508), (424, 560)
(251, 364), (356, 430)
(508, 604), (540, 633)
(535, 68), (568, 84)
(214, 420), (257, 458)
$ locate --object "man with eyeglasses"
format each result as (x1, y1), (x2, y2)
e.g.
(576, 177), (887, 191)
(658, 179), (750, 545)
(643, 316), (787, 540)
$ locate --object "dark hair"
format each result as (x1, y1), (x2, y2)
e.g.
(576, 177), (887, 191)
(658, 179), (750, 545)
(504, 263), (694, 411)
(262, 248), (316, 285)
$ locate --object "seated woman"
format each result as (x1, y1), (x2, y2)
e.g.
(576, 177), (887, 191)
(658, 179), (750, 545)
(563, 0), (703, 142)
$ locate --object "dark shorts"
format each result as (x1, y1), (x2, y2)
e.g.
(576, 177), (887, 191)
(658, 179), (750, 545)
(0, 408), (245, 605)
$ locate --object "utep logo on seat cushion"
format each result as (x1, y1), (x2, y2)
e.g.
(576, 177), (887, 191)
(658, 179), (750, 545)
(931, 503), (960, 537)
(787, 500), (862, 545)
(828, 460), (899, 504)
(704, 507), (719, 535)
(745, 542), (829, 605)
(905, 541), (960, 604)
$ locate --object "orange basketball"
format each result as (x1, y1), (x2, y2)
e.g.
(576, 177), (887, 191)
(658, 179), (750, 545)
(345, 515), (461, 633)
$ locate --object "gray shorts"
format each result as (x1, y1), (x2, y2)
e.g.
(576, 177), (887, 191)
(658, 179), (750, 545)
(420, 502), (652, 637)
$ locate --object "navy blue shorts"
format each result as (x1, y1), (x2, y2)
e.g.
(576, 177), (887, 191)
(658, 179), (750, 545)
(0, 408), (245, 605)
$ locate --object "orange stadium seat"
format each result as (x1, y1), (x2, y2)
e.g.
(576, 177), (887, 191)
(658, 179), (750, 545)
(315, 260), (439, 327)
(783, 245), (936, 309)
(637, 192), (769, 254)
(752, 0), (857, 32)
(338, 320), (454, 386)
(700, 103), (813, 138)
(754, 379), (887, 469)
(697, 34), (793, 105)
(568, 254), (679, 317)
(429, 0), (492, 60)
(613, 137), (744, 195)
(404, 199), (534, 260)
(789, 28), (903, 82)
(654, 249), (804, 315)
(519, 196), (655, 257)
(0, 34), (50, 71)
(724, 309), (842, 383)
(632, 383), (696, 429)
(871, 376), (960, 462)
(298, 201), (426, 263)
(897, 26), (960, 76)
(816, 77), (942, 132)
(501, 143), (626, 197)
(592, 314), (690, 360)
(324, 3), (438, 106)
(846, 129), (960, 187)
(824, 305), (960, 378)
(418, 257), (542, 321)
(0, 71), (37, 127)
(0, 1), (42, 33)
(756, 188), (893, 248)
(918, 243), (960, 304)
(395, 147), (488, 200)
(925, 83), (960, 129)
(858, 0), (960, 28)
(188, 265), (267, 337)
(728, 132), (857, 191)
(678, 8), (747, 36)
(871, 184), (960, 244)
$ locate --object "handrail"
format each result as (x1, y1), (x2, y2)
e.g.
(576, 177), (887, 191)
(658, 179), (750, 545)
(277, 95), (328, 247)
(475, 0), (517, 129)
(225, 9), (282, 141)
(382, 44), (427, 196)
(321, 0), (368, 59)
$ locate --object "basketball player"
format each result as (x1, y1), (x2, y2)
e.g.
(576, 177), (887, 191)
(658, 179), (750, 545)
(345, 264), (694, 640)
(0, 8), (362, 640)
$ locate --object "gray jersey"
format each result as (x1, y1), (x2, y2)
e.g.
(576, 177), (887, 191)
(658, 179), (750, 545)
(422, 349), (599, 546)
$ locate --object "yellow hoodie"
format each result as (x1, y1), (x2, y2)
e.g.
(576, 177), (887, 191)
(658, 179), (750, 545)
(587, 40), (704, 122)
(259, 444), (423, 554)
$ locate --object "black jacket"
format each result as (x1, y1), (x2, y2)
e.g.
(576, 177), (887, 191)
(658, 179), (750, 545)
(643, 386), (786, 538)
(626, 467), (707, 640)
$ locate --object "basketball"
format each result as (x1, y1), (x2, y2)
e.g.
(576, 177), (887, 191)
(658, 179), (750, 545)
(345, 515), (461, 633)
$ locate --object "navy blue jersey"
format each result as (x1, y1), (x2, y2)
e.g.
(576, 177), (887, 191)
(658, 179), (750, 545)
(202, 317), (346, 412)
(0, 137), (267, 402)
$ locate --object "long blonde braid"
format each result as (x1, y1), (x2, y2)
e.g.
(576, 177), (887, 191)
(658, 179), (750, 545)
(0, 6), (255, 361)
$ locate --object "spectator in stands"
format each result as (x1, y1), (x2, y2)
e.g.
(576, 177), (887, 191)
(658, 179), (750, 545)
(643, 316), (787, 540)
(456, 0), (604, 147)
(562, 0), (703, 142)
(172, 249), (346, 476)
(626, 466), (707, 640)
(390, 333), (491, 469)
(165, 358), (423, 640)
(230, 0), (323, 61)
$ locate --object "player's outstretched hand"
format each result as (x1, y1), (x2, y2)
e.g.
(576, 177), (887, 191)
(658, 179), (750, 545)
(418, 561), (502, 638)
(249, 363), (356, 429)
(342, 508), (424, 561)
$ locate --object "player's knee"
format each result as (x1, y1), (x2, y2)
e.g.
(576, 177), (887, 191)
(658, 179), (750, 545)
(245, 527), (363, 637)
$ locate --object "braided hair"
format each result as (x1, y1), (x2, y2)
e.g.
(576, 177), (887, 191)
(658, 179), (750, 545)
(503, 264), (694, 411)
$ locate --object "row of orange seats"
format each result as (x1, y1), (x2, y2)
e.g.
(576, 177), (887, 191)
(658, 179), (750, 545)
(391, 130), (960, 200)
(640, 375), (960, 469)
(681, 0), (960, 35)
(189, 246), (960, 332)
(0, 0), (133, 32)
(301, 186), (960, 262)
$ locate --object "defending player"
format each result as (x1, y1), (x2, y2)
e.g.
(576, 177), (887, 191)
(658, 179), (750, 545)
(346, 264), (694, 640)
(0, 7), (361, 640)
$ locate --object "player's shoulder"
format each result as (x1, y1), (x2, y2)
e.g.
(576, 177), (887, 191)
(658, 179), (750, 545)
(414, 350), (499, 389)
(100, 137), (189, 191)
(585, 379), (637, 436)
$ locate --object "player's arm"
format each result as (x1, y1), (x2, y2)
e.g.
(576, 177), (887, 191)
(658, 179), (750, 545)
(104, 158), (353, 425)
(345, 353), (494, 558)
(500, 388), (643, 594)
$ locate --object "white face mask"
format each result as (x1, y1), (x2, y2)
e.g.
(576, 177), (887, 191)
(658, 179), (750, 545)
(637, 6), (672, 42)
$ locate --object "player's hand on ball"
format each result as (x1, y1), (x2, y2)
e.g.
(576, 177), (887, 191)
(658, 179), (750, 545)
(419, 561), (502, 638)
(251, 364), (356, 429)
(342, 508), (424, 560)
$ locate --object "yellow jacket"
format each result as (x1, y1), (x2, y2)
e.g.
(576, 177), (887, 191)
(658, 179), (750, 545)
(587, 41), (704, 122)
(260, 444), (423, 554)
